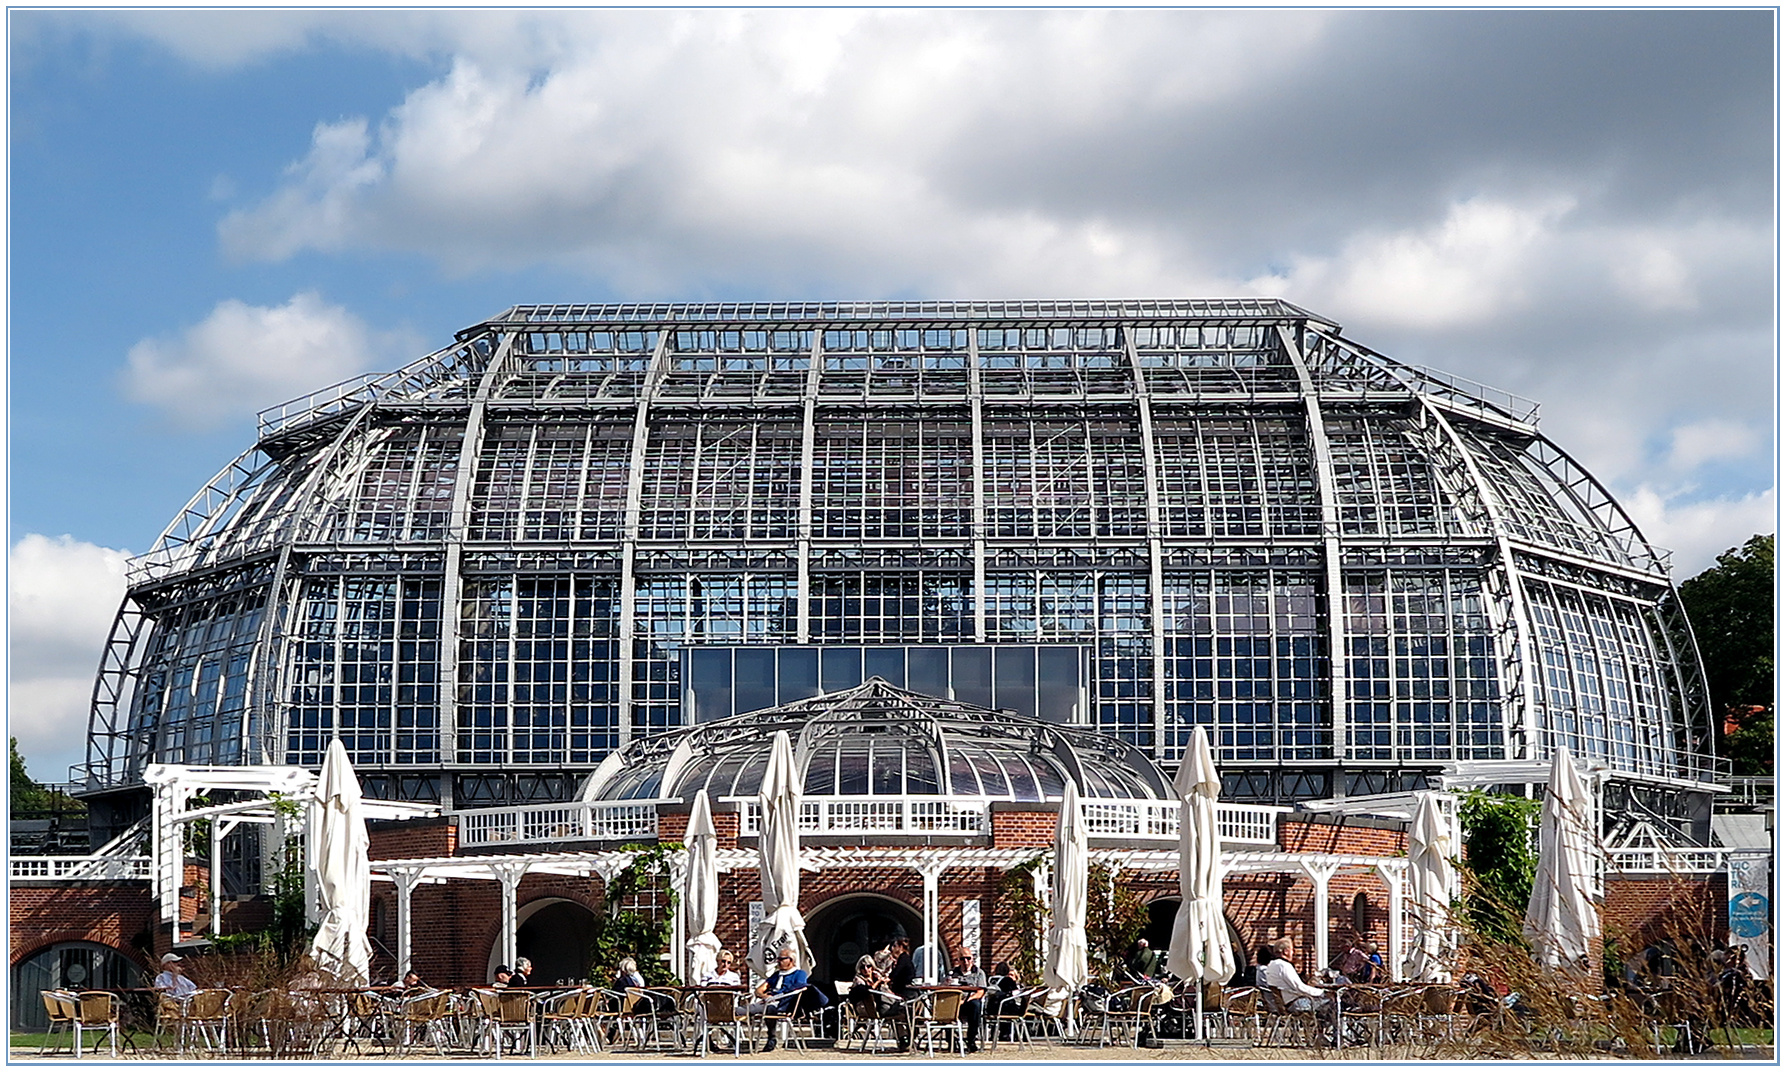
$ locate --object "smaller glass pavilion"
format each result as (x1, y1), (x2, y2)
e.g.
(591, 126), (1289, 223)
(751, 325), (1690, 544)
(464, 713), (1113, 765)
(585, 678), (1173, 804)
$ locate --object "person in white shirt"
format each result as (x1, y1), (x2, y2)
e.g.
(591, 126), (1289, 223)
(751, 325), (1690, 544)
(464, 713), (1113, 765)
(700, 950), (741, 986)
(154, 953), (198, 999)
(1256, 938), (1333, 1020)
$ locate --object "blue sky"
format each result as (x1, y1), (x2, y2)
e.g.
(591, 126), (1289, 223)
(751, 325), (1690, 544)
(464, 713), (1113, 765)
(8, 9), (1777, 779)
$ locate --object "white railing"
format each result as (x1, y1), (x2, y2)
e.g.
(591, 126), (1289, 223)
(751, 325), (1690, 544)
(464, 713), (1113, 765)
(737, 797), (996, 837)
(736, 797), (1282, 845)
(455, 802), (659, 848)
(10, 855), (152, 881)
(1608, 846), (1731, 874)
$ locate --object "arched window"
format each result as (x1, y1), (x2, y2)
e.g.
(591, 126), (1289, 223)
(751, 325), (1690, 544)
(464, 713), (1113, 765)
(1351, 890), (1370, 934)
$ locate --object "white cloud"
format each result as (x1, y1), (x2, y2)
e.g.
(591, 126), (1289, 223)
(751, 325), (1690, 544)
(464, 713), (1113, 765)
(1252, 197), (1575, 329)
(8, 535), (130, 783)
(1666, 419), (1763, 472)
(215, 11), (1332, 294)
(122, 292), (419, 429)
(1621, 486), (1776, 579)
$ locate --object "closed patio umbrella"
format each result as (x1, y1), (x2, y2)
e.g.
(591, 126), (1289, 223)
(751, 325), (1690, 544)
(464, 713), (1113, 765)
(1044, 780), (1089, 997)
(1405, 790), (1459, 982)
(684, 789), (721, 984)
(308, 738), (371, 985)
(1522, 747), (1601, 969)
(755, 730), (812, 973)
(1165, 726), (1233, 1036)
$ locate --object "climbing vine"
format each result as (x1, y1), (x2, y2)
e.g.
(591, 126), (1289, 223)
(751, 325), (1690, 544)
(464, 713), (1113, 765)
(997, 855), (1046, 982)
(1086, 862), (1149, 979)
(589, 842), (683, 986)
(1455, 789), (1541, 943)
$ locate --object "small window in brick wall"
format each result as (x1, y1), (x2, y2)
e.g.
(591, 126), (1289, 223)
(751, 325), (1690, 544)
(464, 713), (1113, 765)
(1351, 891), (1368, 934)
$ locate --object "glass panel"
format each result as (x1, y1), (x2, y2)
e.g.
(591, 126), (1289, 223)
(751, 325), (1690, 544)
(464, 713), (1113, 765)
(863, 647), (906, 686)
(950, 647), (993, 708)
(820, 647), (862, 693)
(993, 647), (1037, 717)
(733, 648), (776, 715)
(777, 647), (820, 703)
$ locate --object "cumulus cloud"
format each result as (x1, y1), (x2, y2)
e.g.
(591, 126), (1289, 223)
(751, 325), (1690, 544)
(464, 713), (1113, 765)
(122, 292), (420, 429)
(1622, 487), (1776, 579)
(8, 535), (131, 783)
(110, 8), (1776, 560)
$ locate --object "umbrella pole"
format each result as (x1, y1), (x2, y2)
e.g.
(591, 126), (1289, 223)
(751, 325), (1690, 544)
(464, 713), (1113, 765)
(1194, 981), (1204, 1043)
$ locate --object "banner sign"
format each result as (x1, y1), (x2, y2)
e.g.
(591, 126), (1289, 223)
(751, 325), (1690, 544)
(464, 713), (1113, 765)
(1727, 852), (1771, 980)
(962, 899), (981, 962)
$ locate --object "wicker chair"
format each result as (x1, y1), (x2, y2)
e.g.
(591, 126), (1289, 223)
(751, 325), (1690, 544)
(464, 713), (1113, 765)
(694, 988), (747, 1056)
(394, 989), (457, 1056)
(38, 990), (76, 1056)
(911, 988), (969, 1056)
(1098, 984), (1159, 1048)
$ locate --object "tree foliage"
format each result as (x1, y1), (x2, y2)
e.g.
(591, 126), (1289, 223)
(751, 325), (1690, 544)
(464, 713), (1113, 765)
(1455, 789), (1540, 943)
(1678, 534), (1774, 774)
(10, 738), (82, 817)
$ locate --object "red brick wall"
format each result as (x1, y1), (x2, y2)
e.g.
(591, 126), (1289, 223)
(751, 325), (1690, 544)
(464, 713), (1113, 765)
(11, 884), (158, 970)
(1277, 821), (1407, 856)
(1604, 873), (1727, 954)
(991, 809), (1055, 848)
(369, 817), (456, 861)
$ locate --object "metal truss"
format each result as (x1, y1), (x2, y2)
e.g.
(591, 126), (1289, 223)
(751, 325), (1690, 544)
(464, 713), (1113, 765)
(94, 302), (1721, 804)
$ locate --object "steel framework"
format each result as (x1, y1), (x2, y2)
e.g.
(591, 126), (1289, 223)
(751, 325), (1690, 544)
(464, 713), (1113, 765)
(84, 300), (1720, 812)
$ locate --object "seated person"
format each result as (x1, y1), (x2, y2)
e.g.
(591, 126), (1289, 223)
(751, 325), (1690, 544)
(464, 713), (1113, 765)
(985, 962), (1029, 1040)
(949, 948), (988, 1053)
(612, 957), (645, 991)
(154, 953), (199, 999)
(700, 950), (741, 986)
(749, 947), (811, 1052)
(509, 957), (532, 988)
(852, 954), (901, 1017)
(1127, 939), (1163, 981)
(491, 965), (513, 989)
(1336, 938), (1373, 984)
(1256, 939), (1334, 1021)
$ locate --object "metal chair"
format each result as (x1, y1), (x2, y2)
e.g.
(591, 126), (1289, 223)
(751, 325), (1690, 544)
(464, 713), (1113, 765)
(393, 989), (456, 1056)
(1257, 986), (1321, 1048)
(38, 990), (76, 1056)
(471, 986), (532, 1057)
(911, 988), (969, 1056)
(694, 988), (747, 1056)
(540, 988), (597, 1053)
(73, 990), (122, 1056)
(1098, 984), (1158, 1047)
(984, 986), (1032, 1050)
(184, 989), (233, 1055)
(757, 985), (817, 1052)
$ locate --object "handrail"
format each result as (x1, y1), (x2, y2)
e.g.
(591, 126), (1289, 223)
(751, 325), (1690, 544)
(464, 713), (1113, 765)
(450, 795), (1288, 848)
(455, 801), (659, 848)
(10, 855), (152, 880)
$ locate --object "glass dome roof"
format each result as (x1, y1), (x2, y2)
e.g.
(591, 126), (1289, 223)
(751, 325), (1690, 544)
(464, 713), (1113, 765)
(585, 678), (1171, 803)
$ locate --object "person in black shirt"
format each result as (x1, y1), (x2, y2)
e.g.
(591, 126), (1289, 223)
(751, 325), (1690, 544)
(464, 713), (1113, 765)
(886, 936), (917, 1051)
(508, 957), (532, 987)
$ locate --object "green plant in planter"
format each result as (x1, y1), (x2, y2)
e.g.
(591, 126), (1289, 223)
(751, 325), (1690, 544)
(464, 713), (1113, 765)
(1455, 789), (1540, 944)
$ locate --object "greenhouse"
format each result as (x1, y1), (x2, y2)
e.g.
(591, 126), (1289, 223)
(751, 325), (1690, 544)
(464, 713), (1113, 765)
(80, 300), (1720, 845)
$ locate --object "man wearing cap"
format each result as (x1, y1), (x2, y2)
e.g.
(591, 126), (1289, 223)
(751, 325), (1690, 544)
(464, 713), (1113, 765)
(155, 953), (198, 999)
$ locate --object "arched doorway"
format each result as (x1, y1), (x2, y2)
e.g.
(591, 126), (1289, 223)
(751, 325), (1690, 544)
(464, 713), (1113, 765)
(490, 898), (600, 987)
(803, 894), (923, 985)
(12, 942), (144, 1030)
(1141, 897), (1248, 984)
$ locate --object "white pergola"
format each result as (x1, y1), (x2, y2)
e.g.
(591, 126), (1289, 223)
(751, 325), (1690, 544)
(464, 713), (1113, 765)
(144, 764), (437, 944)
(370, 844), (1410, 984)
